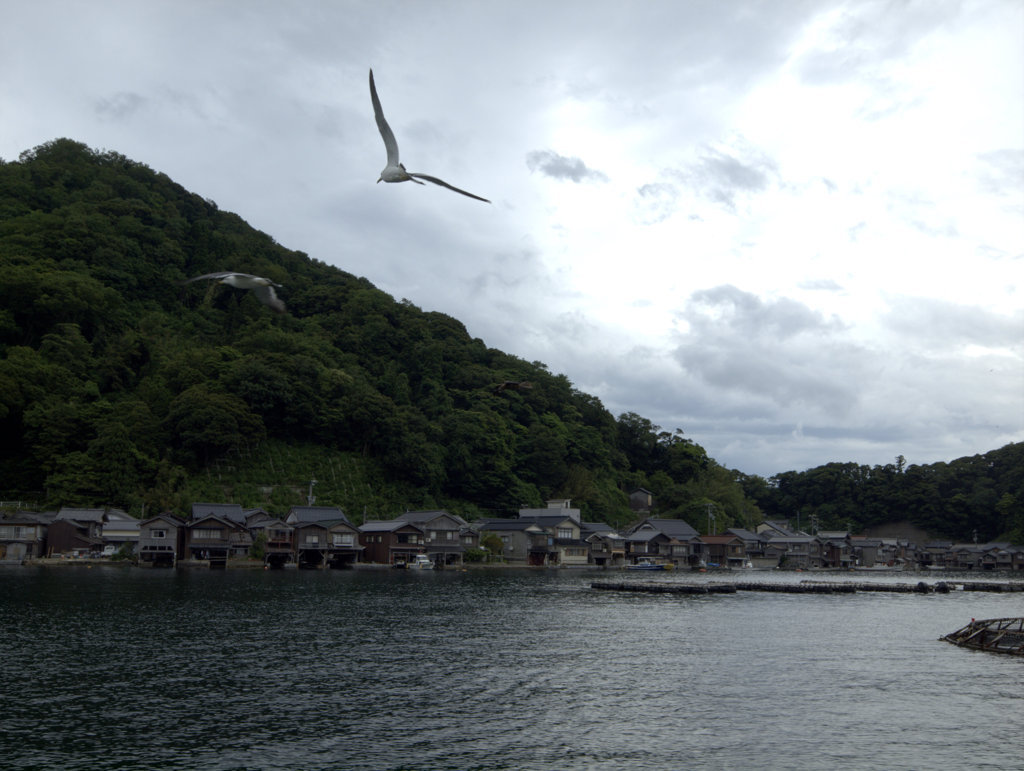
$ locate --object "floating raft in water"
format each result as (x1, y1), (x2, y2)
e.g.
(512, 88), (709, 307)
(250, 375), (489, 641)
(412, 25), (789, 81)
(941, 617), (1024, 656)
(592, 580), (1024, 595)
(592, 581), (737, 594)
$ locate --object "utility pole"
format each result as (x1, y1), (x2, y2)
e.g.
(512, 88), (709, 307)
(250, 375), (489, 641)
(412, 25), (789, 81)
(307, 477), (317, 506)
(706, 503), (716, 535)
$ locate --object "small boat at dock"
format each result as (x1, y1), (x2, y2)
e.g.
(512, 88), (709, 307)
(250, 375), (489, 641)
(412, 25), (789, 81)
(627, 558), (668, 571)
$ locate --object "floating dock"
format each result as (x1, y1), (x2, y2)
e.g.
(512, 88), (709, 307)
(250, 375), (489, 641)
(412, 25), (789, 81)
(941, 617), (1024, 656)
(592, 579), (1024, 595)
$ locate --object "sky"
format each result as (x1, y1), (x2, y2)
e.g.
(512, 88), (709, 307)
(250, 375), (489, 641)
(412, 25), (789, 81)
(1, 0), (1022, 477)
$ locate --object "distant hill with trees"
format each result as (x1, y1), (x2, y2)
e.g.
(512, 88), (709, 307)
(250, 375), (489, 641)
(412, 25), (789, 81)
(1, 139), (1019, 541)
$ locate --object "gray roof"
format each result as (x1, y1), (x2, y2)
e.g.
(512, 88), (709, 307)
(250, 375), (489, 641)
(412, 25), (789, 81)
(629, 518), (700, 540)
(288, 506), (349, 524)
(191, 502), (245, 522)
(360, 520), (424, 533)
(580, 521), (621, 537)
(57, 507), (106, 523)
(140, 513), (185, 527)
(476, 519), (544, 533)
(518, 514), (577, 529)
(395, 510), (468, 527)
(726, 527), (765, 543)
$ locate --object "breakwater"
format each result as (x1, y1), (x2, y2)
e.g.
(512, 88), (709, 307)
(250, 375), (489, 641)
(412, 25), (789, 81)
(592, 579), (1024, 595)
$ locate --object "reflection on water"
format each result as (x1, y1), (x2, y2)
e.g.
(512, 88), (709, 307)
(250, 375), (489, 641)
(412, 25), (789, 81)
(1, 567), (1021, 770)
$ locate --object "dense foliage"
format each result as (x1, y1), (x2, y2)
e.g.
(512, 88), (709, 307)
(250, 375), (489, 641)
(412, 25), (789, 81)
(0, 139), (1018, 541)
(737, 445), (1024, 543)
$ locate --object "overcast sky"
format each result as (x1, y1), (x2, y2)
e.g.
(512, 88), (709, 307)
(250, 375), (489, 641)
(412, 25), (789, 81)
(2, 0), (1022, 477)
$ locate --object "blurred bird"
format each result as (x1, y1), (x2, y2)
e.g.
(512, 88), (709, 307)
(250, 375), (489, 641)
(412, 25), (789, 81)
(179, 271), (286, 314)
(369, 68), (490, 203)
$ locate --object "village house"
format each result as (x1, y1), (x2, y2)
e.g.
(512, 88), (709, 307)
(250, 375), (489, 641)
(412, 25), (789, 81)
(517, 500), (589, 567)
(819, 531), (854, 568)
(767, 534), (824, 569)
(581, 521), (626, 567)
(394, 510), (476, 567)
(359, 519), (427, 565)
(137, 513), (186, 567)
(101, 509), (141, 555)
(184, 514), (249, 566)
(285, 506), (361, 568)
(625, 518), (702, 567)
(0, 511), (53, 562)
(628, 488), (653, 514)
(475, 518), (550, 565)
(700, 534), (748, 568)
(244, 509), (295, 568)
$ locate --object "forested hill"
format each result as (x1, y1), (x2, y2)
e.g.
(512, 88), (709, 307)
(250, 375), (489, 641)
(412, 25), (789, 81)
(0, 139), (1019, 542)
(0, 138), (739, 527)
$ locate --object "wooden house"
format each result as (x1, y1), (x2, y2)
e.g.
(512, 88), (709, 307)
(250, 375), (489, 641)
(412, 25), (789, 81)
(245, 510), (295, 567)
(359, 520), (427, 566)
(394, 510), (474, 567)
(700, 534), (748, 568)
(293, 519), (362, 569)
(475, 518), (550, 565)
(625, 518), (702, 567)
(184, 514), (249, 566)
(0, 511), (53, 562)
(46, 518), (103, 557)
(580, 522), (626, 567)
(138, 514), (186, 567)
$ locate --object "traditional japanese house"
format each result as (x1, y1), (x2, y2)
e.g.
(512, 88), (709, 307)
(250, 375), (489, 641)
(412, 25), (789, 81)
(138, 513), (186, 567)
(359, 520), (427, 566)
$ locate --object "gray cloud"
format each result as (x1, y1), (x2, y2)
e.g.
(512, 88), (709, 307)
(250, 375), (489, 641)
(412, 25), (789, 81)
(674, 146), (779, 211)
(95, 91), (147, 121)
(880, 296), (1024, 352)
(633, 182), (680, 224)
(525, 150), (609, 183)
(670, 285), (857, 414)
(975, 149), (1024, 201)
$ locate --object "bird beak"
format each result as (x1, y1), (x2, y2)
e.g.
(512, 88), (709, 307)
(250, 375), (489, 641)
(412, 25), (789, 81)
(376, 177), (383, 184)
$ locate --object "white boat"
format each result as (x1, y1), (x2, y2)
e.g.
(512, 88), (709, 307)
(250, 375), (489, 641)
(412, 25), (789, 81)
(409, 554), (434, 570)
(627, 558), (666, 571)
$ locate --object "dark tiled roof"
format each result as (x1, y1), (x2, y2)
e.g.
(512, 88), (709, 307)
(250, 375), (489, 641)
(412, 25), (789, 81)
(288, 506), (349, 524)
(395, 510), (468, 527)
(57, 507), (106, 522)
(360, 520), (424, 533)
(630, 518), (699, 539)
(191, 502), (245, 522)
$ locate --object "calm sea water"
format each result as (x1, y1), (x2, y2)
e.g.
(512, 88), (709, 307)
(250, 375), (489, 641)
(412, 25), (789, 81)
(1, 566), (1021, 770)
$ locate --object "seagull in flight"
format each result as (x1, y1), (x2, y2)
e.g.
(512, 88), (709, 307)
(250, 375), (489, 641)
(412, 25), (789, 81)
(179, 272), (286, 314)
(369, 68), (490, 203)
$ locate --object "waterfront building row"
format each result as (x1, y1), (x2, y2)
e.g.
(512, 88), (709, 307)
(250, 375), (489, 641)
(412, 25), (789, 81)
(1, 501), (1022, 571)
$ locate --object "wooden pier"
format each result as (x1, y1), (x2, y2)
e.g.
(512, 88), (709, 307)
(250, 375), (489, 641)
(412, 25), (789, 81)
(592, 579), (1024, 595)
(942, 617), (1024, 656)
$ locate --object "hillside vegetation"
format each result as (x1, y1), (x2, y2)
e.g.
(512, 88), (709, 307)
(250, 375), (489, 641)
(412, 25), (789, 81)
(0, 139), (1019, 541)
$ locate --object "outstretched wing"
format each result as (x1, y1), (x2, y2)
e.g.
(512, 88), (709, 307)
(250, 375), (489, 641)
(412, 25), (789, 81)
(409, 173), (490, 203)
(252, 284), (287, 314)
(369, 69), (401, 167)
(178, 271), (243, 285)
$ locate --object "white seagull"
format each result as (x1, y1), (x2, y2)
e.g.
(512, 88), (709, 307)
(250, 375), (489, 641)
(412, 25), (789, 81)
(369, 68), (490, 203)
(179, 272), (287, 314)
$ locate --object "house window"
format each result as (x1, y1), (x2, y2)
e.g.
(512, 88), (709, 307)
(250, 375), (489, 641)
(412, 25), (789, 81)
(446, 531), (454, 540)
(557, 527), (572, 539)
(305, 535), (320, 545)
(333, 534), (353, 546)
(151, 529), (167, 539)
(192, 528), (221, 540)
(429, 531), (437, 541)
